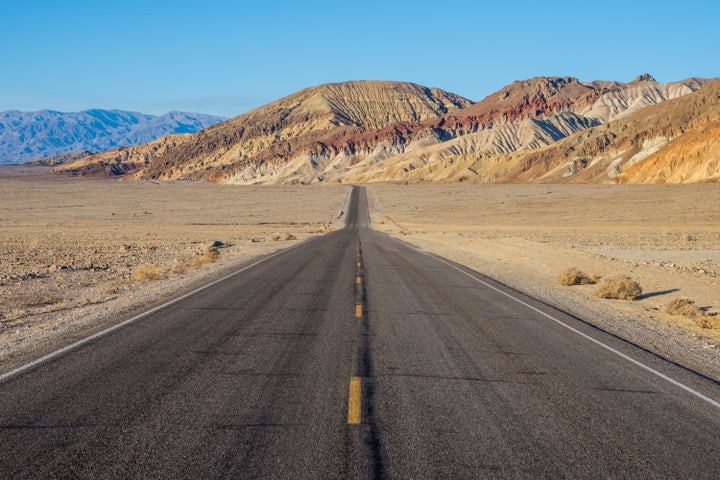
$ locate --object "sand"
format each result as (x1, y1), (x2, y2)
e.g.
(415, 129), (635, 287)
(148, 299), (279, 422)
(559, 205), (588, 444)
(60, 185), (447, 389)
(367, 184), (720, 380)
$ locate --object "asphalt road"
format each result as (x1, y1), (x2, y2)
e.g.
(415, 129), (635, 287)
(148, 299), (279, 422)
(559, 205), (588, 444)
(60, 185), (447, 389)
(1, 186), (719, 479)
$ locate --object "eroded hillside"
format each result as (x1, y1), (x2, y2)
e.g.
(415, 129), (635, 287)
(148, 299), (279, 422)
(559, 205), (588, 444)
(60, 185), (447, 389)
(56, 75), (716, 184)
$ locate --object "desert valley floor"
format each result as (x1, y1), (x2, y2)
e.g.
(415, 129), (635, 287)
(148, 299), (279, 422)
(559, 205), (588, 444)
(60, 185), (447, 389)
(0, 173), (718, 379)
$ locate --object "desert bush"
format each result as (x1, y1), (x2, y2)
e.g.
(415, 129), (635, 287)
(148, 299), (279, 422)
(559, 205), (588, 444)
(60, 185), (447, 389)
(132, 265), (164, 281)
(698, 317), (718, 329)
(594, 275), (642, 300)
(201, 246), (220, 263)
(185, 258), (204, 270)
(177, 245), (220, 272)
(557, 267), (597, 286)
(663, 298), (705, 317)
(171, 262), (187, 275)
(283, 233), (297, 241)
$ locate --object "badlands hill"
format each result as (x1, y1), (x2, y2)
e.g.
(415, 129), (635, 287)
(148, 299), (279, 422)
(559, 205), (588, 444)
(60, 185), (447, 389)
(59, 81), (470, 181)
(0, 109), (225, 164)
(57, 75), (716, 184)
(493, 78), (720, 184)
(345, 76), (718, 184)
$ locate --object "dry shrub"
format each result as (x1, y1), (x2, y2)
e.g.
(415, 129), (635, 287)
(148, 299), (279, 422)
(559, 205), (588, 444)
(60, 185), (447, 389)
(557, 267), (597, 286)
(594, 275), (642, 300)
(184, 258), (202, 271)
(201, 246), (220, 263)
(664, 298), (705, 317)
(283, 233), (297, 241)
(176, 246), (220, 273)
(171, 262), (187, 275)
(133, 265), (164, 281)
(698, 317), (719, 329)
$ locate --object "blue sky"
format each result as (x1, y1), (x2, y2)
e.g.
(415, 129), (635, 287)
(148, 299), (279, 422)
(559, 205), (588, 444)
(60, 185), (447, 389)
(1, 0), (718, 118)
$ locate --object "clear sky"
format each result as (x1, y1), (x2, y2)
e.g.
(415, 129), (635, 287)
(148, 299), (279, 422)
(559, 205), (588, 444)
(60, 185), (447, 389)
(1, 0), (718, 118)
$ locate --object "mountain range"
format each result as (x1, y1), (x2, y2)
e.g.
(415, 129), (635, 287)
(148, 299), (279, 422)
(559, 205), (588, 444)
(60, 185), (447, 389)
(0, 109), (225, 164)
(52, 75), (720, 183)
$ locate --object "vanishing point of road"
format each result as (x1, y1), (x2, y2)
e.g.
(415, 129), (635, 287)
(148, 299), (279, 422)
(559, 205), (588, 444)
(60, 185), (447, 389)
(1, 186), (719, 478)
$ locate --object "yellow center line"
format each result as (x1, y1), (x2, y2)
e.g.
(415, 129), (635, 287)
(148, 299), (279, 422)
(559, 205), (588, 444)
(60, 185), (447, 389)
(348, 377), (362, 425)
(356, 276), (362, 284)
(356, 261), (361, 267)
(355, 304), (362, 318)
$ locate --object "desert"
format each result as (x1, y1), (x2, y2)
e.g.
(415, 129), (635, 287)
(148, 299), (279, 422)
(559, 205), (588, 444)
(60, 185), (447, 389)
(4, 1), (720, 475)
(2, 173), (718, 381)
(0, 172), (348, 371)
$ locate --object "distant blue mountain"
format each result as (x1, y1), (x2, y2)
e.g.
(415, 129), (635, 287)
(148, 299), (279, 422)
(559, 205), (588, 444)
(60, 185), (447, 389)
(0, 109), (226, 164)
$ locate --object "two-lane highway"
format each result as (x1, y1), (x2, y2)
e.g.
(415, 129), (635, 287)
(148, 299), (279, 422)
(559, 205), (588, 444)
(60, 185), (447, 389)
(1, 186), (719, 478)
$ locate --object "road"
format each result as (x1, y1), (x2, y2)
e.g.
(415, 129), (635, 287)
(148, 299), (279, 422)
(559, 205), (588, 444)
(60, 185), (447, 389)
(1, 186), (719, 478)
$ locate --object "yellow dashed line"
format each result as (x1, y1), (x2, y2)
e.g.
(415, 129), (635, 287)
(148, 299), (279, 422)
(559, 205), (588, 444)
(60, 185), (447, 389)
(356, 276), (362, 284)
(356, 261), (361, 267)
(348, 377), (362, 425)
(355, 304), (362, 317)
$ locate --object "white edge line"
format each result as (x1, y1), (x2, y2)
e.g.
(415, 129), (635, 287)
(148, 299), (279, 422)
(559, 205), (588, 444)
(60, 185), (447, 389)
(409, 245), (720, 409)
(0, 242), (306, 383)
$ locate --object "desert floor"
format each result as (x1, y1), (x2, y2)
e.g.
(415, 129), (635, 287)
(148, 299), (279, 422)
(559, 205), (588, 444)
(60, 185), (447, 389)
(0, 172), (349, 369)
(367, 184), (720, 379)
(1, 175), (718, 379)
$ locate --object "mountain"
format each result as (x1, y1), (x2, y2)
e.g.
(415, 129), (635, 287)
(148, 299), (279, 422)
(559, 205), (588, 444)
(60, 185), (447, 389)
(58, 81), (471, 180)
(56, 75), (716, 184)
(0, 109), (225, 164)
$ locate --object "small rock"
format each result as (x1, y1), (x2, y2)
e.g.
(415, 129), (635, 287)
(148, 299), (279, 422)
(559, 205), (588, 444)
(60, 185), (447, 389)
(49, 264), (58, 273)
